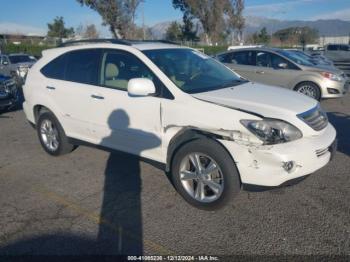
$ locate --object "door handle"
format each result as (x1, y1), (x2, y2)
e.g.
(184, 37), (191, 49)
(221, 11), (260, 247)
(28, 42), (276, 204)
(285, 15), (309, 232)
(91, 94), (104, 100)
(256, 70), (265, 74)
(46, 86), (56, 90)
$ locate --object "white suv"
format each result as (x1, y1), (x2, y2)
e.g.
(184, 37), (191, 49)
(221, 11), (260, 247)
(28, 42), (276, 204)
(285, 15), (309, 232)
(23, 39), (337, 210)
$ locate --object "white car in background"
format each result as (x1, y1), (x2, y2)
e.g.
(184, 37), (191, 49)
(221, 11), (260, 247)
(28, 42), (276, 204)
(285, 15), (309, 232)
(23, 39), (337, 210)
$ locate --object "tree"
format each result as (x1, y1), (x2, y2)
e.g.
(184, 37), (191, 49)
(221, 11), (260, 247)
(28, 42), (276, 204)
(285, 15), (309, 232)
(165, 22), (183, 42)
(172, 0), (232, 44)
(273, 26), (319, 47)
(225, 0), (245, 43)
(181, 14), (199, 42)
(47, 16), (74, 39)
(76, 0), (143, 39)
(258, 27), (270, 44)
(85, 24), (100, 38)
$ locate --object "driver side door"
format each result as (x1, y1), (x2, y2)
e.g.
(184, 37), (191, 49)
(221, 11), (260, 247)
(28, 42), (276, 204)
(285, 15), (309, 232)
(89, 49), (163, 161)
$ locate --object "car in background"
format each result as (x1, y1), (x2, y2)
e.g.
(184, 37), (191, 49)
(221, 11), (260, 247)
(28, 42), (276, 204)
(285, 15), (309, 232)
(228, 45), (263, 51)
(0, 54), (37, 86)
(215, 47), (349, 100)
(0, 74), (18, 112)
(324, 44), (350, 62)
(324, 44), (350, 77)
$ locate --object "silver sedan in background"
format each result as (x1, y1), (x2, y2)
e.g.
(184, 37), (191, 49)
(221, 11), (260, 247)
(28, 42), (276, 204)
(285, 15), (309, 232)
(215, 47), (349, 100)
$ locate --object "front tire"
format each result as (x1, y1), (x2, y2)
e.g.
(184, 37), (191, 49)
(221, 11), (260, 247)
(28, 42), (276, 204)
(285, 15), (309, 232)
(36, 112), (75, 156)
(171, 138), (241, 210)
(295, 82), (321, 101)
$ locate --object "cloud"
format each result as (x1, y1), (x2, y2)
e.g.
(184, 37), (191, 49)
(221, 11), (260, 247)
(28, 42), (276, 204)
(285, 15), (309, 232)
(245, 0), (321, 18)
(311, 8), (350, 21)
(0, 22), (46, 36)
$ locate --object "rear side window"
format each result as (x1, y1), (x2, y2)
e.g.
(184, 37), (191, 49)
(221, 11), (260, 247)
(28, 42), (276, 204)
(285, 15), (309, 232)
(41, 54), (66, 80)
(41, 49), (101, 85)
(232, 51), (255, 66)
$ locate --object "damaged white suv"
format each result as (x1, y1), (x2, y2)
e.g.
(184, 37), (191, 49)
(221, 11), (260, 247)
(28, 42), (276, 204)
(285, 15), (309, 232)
(23, 40), (337, 210)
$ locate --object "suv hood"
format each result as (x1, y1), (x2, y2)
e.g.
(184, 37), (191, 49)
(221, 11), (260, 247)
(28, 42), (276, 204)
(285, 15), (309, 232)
(192, 82), (318, 119)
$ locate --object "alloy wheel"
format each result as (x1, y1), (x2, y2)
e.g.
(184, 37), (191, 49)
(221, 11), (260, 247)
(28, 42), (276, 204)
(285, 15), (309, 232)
(179, 153), (224, 203)
(40, 119), (59, 151)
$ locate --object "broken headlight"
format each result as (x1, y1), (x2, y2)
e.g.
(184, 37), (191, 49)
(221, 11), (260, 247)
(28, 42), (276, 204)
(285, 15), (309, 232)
(240, 119), (302, 145)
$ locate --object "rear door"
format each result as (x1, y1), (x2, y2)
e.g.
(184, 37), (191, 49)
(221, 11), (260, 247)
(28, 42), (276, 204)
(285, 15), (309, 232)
(218, 50), (257, 80)
(40, 49), (102, 141)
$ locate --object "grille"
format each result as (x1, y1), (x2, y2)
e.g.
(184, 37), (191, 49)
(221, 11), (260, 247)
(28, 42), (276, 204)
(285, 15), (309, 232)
(298, 105), (328, 131)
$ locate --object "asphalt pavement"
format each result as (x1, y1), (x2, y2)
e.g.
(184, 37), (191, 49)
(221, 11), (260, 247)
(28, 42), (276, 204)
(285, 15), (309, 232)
(0, 94), (349, 257)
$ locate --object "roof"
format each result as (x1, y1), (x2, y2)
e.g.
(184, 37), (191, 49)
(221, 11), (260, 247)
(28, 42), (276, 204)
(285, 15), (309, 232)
(58, 39), (183, 51)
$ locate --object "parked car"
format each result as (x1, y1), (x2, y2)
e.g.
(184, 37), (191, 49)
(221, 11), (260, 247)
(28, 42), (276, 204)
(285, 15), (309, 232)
(0, 74), (18, 111)
(324, 44), (350, 62)
(323, 44), (350, 77)
(0, 53), (37, 86)
(23, 39), (337, 210)
(215, 47), (349, 100)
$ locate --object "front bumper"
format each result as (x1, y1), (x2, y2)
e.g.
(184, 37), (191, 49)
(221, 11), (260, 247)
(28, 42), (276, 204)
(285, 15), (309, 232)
(219, 123), (337, 187)
(320, 78), (349, 98)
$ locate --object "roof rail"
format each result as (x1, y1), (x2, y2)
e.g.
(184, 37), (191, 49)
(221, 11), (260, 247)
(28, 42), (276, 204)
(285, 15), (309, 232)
(127, 40), (180, 45)
(58, 38), (132, 47)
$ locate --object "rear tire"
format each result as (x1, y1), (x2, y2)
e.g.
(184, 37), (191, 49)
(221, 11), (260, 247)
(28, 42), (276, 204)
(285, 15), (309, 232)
(295, 82), (321, 101)
(36, 111), (75, 156)
(171, 138), (241, 210)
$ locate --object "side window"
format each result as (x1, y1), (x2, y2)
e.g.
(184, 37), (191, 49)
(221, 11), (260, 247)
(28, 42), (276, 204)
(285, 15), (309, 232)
(41, 54), (67, 80)
(270, 53), (298, 70)
(217, 53), (233, 63)
(100, 50), (155, 91)
(339, 45), (350, 51)
(65, 49), (101, 85)
(256, 51), (271, 67)
(327, 45), (338, 51)
(232, 51), (255, 66)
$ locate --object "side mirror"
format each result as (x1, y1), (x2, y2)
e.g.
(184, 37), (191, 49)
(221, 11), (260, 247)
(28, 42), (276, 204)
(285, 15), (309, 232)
(277, 63), (287, 69)
(127, 78), (156, 97)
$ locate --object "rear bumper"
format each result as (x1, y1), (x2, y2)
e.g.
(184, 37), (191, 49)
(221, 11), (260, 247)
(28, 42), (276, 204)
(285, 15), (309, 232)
(219, 124), (337, 187)
(23, 101), (35, 123)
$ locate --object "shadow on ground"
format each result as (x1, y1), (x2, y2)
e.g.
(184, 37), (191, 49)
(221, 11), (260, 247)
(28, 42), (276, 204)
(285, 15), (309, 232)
(328, 112), (350, 156)
(0, 109), (161, 255)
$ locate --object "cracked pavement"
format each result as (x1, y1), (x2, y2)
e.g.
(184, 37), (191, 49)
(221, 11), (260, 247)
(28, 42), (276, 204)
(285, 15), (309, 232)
(0, 94), (349, 256)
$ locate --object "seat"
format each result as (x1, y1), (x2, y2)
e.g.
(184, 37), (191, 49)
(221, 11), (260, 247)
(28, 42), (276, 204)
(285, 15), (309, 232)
(104, 63), (128, 90)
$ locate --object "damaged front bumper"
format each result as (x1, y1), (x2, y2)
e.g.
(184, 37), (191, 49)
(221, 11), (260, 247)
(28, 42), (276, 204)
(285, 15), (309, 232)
(219, 123), (337, 187)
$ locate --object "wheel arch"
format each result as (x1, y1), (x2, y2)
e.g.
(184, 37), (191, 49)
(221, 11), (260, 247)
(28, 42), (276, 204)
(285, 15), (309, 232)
(165, 128), (238, 177)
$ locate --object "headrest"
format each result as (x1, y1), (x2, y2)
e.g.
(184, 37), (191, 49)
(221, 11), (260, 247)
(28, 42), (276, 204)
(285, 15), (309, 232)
(105, 63), (119, 79)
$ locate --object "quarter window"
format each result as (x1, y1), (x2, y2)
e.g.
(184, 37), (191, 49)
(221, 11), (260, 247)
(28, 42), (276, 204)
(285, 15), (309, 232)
(41, 54), (67, 80)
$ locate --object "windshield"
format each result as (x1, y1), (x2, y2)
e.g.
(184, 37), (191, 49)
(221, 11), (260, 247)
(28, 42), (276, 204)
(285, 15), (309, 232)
(143, 48), (246, 94)
(276, 50), (315, 67)
(8, 55), (35, 64)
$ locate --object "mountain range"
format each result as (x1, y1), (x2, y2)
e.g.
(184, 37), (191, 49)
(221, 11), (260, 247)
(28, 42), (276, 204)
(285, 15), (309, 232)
(150, 16), (350, 39)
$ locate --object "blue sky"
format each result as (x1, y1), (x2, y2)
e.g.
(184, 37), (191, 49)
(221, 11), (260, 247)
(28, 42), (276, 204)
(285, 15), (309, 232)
(0, 0), (349, 36)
